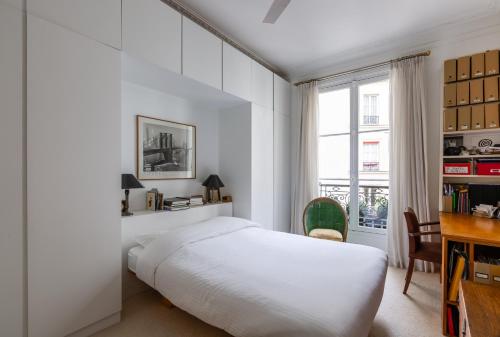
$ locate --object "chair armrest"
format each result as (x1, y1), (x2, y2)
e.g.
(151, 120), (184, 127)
(409, 231), (441, 237)
(418, 221), (440, 227)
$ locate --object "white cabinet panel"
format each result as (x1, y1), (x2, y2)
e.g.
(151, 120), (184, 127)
(123, 0), (181, 74)
(27, 15), (121, 337)
(251, 60), (274, 110)
(0, 4), (24, 337)
(222, 42), (251, 101)
(0, 0), (23, 10)
(251, 104), (274, 230)
(182, 17), (222, 90)
(273, 112), (291, 232)
(27, 0), (121, 49)
(274, 74), (291, 115)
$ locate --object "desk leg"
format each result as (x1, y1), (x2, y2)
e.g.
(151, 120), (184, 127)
(441, 237), (449, 336)
(468, 243), (474, 281)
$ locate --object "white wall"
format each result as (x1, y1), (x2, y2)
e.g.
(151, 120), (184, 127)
(122, 81), (221, 210)
(0, 3), (24, 337)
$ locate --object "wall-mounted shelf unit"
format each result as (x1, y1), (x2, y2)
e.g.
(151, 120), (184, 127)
(443, 154), (500, 158)
(443, 128), (500, 136)
(441, 49), (500, 337)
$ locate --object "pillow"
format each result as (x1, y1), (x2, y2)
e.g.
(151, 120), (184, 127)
(134, 231), (168, 247)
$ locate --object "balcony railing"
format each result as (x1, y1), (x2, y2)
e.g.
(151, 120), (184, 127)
(362, 115), (379, 125)
(319, 182), (389, 229)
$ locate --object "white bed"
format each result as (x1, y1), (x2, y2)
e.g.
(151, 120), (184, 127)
(134, 216), (388, 337)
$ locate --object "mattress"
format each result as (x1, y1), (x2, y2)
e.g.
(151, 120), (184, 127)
(127, 245), (144, 273)
(136, 216), (388, 337)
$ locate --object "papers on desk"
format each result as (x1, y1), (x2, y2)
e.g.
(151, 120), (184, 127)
(472, 204), (498, 218)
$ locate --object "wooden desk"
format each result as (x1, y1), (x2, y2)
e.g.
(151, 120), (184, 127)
(459, 280), (500, 337)
(440, 213), (500, 336)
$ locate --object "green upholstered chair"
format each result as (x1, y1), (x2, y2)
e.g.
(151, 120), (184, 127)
(303, 197), (348, 242)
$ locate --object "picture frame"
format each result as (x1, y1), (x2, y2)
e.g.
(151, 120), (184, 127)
(137, 115), (196, 180)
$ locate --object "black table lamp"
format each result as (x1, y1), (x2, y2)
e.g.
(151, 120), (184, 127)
(121, 174), (144, 216)
(202, 174), (224, 203)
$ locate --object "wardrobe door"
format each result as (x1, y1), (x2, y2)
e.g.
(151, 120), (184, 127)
(182, 17), (222, 89)
(223, 42), (252, 101)
(251, 104), (274, 230)
(273, 111), (291, 232)
(27, 0), (121, 48)
(122, 0), (181, 73)
(0, 4), (24, 337)
(28, 15), (121, 337)
(251, 60), (274, 110)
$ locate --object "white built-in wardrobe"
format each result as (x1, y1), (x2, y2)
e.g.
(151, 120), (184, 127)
(0, 0), (291, 336)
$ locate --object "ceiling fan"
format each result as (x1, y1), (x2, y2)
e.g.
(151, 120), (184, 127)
(262, 0), (291, 24)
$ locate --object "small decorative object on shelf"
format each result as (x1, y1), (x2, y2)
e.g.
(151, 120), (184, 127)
(121, 174), (144, 216)
(202, 174), (224, 203)
(222, 195), (232, 203)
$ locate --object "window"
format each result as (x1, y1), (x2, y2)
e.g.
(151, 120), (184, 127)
(319, 76), (389, 231)
(362, 141), (380, 171)
(362, 94), (379, 125)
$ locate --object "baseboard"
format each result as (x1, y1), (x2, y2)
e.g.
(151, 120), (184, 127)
(65, 312), (121, 337)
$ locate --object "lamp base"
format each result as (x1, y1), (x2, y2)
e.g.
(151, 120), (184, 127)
(122, 211), (134, 217)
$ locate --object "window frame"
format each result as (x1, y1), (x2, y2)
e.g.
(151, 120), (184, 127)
(318, 68), (389, 235)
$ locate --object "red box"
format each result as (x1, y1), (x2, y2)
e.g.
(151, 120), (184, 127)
(477, 162), (500, 175)
(443, 163), (471, 175)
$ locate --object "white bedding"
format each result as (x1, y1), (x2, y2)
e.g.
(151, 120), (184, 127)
(136, 216), (388, 337)
(127, 246), (144, 273)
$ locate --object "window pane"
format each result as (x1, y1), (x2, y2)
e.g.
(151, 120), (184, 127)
(358, 80), (389, 131)
(358, 131), (389, 177)
(358, 130), (389, 229)
(319, 135), (350, 180)
(319, 88), (350, 135)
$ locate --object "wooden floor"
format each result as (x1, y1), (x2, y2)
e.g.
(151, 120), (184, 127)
(92, 267), (442, 337)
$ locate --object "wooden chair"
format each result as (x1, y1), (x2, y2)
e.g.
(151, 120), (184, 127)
(403, 207), (441, 294)
(303, 197), (348, 242)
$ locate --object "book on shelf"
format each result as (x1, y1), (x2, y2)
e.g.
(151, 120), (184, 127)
(165, 205), (190, 211)
(164, 197), (190, 207)
(448, 255), (466, 302)
(190, 194), (204, 206)
(443, 184), (470, 214)
(447, 307), (456, 337)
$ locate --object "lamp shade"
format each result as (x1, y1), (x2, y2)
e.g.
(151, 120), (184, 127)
(202, 174), (224, 188)
(121, 174), (144, 189)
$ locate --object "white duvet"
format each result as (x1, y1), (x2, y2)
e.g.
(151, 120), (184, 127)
(136, 216), (388, 337)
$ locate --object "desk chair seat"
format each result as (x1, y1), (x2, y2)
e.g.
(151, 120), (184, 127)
(413, 242), (442, 264)
(309, 228), (343, 242)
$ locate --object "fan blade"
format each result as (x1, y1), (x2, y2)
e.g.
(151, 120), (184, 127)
(262, 0), (291, 24)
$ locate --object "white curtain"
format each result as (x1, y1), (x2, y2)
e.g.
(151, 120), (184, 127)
(291, 81), (319, 235)
(387, 56), (432, 270)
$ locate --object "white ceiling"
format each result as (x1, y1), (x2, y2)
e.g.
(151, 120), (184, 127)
(178, 0), (500, 79)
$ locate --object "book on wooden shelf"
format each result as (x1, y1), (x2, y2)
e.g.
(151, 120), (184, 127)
(448, 255), (466, 302)
(447, 307), (455, 337)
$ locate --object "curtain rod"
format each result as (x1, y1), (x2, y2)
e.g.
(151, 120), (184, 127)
(294, 50), (431, 86)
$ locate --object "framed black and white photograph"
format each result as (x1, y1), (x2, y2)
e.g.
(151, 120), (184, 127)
(137, 115), (196, 180)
